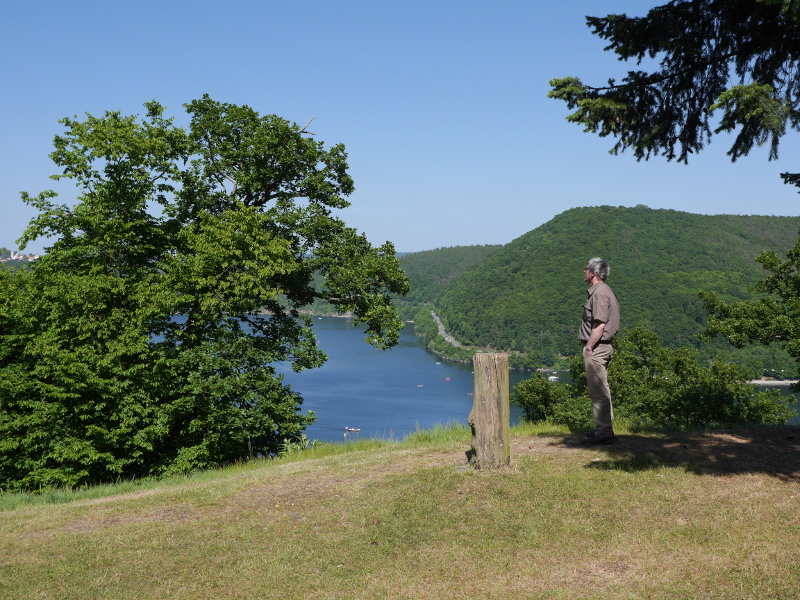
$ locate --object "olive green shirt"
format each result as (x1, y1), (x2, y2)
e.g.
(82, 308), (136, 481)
(579, 281), (620, 343)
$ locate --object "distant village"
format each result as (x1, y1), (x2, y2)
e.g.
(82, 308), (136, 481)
(1, 250), (40, 263)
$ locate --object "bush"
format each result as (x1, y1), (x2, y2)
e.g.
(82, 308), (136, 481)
(610, 326), (795, 427)
(549, 395), (594, 432)
(511, 371), (573, 422)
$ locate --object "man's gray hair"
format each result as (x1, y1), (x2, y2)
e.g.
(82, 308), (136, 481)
(588, 257), (610, 281)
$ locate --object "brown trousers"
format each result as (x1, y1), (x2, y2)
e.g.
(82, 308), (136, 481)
(583, 343), (614, 437)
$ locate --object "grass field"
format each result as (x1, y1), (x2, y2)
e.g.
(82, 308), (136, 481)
(2, 423), (799, 599)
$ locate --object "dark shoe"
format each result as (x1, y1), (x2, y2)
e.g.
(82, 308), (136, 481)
(582, 432), (596, 438)
(580, 434), (615, 445)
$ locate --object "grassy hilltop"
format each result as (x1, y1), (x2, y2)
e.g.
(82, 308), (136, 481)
(3, 423), (799, 600)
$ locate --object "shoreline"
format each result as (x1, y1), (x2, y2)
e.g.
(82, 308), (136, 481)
(305, 316), (799, 383)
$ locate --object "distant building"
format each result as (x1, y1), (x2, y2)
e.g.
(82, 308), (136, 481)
(2, 251), (40, 262)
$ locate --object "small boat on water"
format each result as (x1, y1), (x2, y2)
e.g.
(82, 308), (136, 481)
(345, 427), (361, 432)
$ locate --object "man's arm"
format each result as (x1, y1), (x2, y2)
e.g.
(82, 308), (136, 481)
(585, 320), (606, 355)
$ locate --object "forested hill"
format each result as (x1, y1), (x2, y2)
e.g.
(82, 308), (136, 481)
(396, 245), (503, 314)
(432, 205), (800, 369)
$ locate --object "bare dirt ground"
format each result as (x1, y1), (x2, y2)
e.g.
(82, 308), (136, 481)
(241, 426), (800, 509)
(32, 425), (799, 538)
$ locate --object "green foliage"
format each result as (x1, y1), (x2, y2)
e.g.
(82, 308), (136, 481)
(0, 97), (409, 490)
(702, 233), (800, 385)
(548, 0), (800, 176)
(511, 371), (574, 422)
(549, 396), (594, 432)
(279, 433), (317, 455)
(609, 327), (795, 427)
(511, 326), (795, 430)
(711, 83), (790, 161)
(398, 245), (502, 312)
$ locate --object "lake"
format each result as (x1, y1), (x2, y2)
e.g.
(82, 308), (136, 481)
(277, 316), (528, 443)
(277, 316), (800, 443)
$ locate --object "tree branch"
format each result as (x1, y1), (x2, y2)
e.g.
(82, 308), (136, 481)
(299, 117), (317, 135)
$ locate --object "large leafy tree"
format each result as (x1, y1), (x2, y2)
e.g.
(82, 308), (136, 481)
(548, 0), (800, 381)
(0, 97), (409, 489)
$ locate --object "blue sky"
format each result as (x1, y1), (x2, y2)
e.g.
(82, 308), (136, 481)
(2, 0), (798, 255)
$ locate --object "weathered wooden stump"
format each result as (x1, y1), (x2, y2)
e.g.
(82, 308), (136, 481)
(468, 353), (510, 469)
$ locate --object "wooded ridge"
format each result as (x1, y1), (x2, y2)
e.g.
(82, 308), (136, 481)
(401, 205), (800, 372)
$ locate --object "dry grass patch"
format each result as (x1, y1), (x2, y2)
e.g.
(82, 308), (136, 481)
(2, 427), (800, 599)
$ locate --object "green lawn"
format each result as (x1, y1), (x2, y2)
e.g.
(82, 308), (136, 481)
(2, 423), (799, 599)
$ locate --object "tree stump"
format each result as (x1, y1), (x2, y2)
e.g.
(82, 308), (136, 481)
(468, 353), (510, 469)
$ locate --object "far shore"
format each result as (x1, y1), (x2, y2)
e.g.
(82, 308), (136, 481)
(749, 379), (799, 386)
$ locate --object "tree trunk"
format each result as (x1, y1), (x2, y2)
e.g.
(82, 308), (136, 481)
(468, 353), (510, 468)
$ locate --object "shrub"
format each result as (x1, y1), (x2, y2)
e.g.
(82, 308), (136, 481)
(610, 326), (795, 427)
(549, 395), (594, 432)
(511, 371), (573, 422)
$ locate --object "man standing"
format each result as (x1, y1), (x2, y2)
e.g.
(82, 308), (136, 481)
(579, 257), (620, 445)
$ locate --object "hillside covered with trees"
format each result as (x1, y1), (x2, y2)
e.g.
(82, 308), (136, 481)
(421, 205), (800, 371)
(395, 245), (502, 320)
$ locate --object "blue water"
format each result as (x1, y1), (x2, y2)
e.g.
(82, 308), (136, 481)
(276, 316), (528, 443)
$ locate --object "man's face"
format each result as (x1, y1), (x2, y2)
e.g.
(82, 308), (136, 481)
(584, 265), (594, 284)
